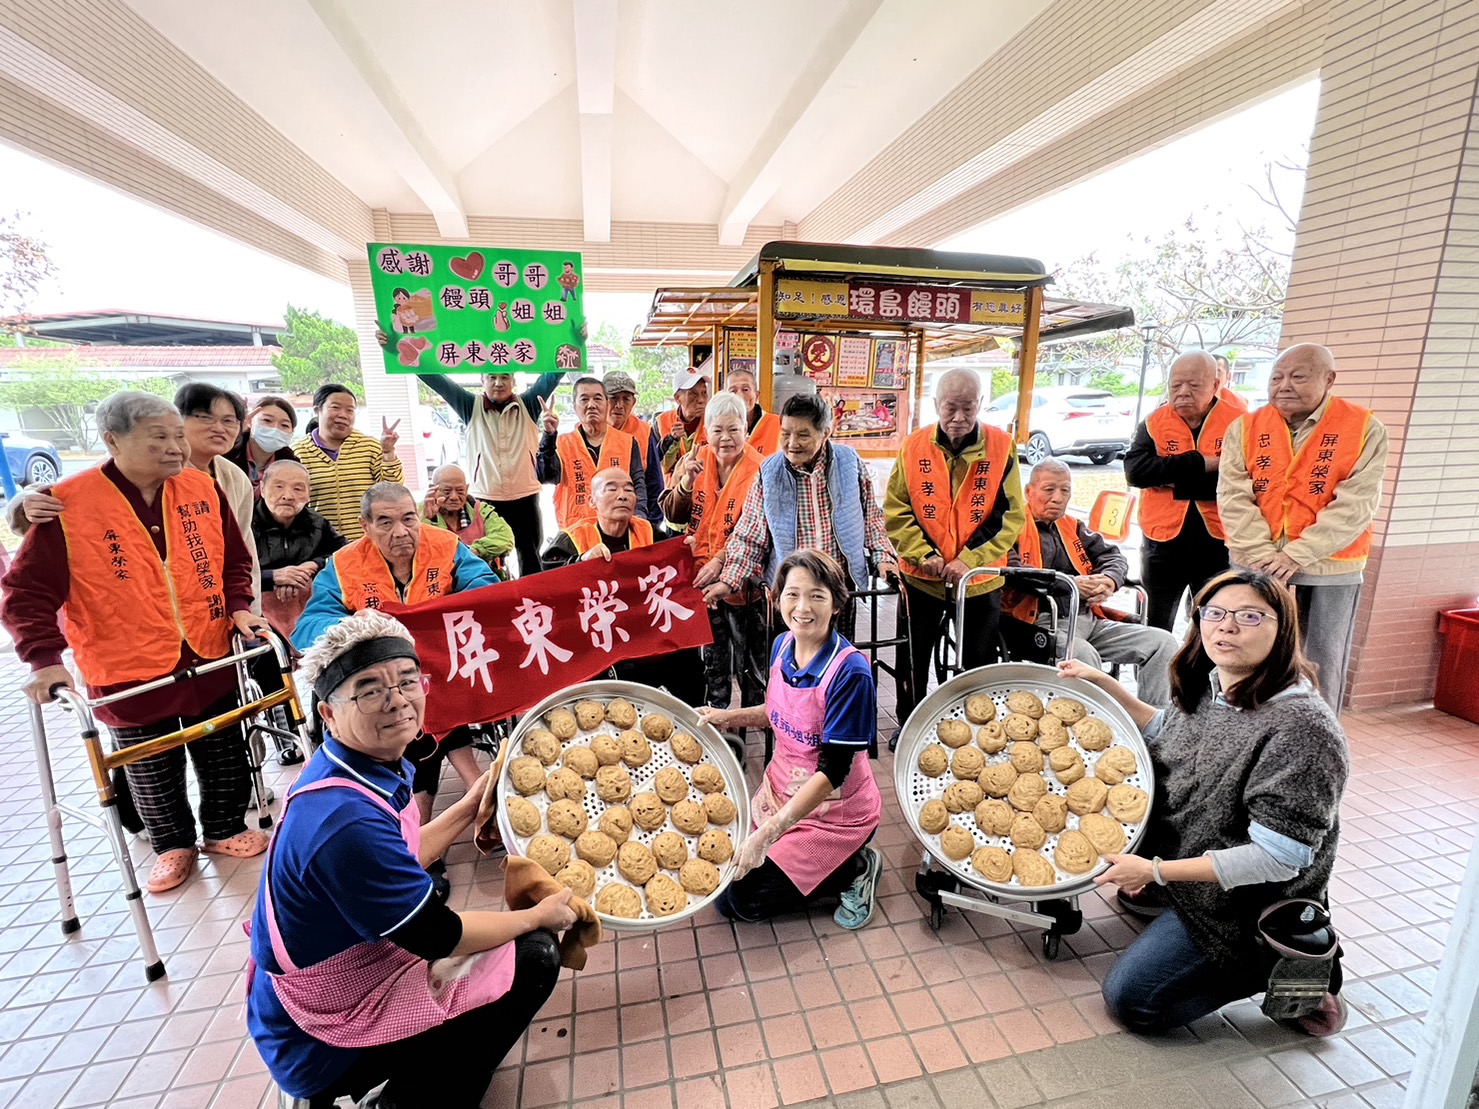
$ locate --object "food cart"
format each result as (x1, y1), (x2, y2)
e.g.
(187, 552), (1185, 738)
(633, 241), (1136, 455)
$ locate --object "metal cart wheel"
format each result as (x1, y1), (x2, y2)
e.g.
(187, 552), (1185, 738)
(930, 900), (947, 932)
(1042, 931), (1061, 959)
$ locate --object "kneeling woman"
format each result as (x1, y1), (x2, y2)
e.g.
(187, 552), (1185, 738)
(247, 611), (577, 1107)
(699, 550), (883, 930)
(1059, 569), (1349, 1035)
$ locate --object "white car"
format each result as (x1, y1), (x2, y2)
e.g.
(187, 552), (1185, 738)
(416, 404), (464, 480)
(983, 387), (1133, 466)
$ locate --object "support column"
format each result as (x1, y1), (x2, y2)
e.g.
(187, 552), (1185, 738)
(351, 211), (424, 494)
(1279, 0), (1479, 707)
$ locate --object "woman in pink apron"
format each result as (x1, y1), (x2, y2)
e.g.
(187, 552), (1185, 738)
(246, 612), (577, 1107)
(699, 549), (884, 930)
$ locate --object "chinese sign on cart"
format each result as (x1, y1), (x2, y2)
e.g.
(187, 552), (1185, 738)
(367, 243), (587, 375)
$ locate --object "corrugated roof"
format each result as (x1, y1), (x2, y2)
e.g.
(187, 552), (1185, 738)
(0, 345), (280, 367)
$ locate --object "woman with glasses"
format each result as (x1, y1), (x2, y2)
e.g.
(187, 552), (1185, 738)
(248, 610), (577, 1107)
(1059, 568), (1349, 1037)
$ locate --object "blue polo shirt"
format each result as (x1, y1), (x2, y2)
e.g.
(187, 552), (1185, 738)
(246, 736), (433, 1099)
(770, 631), (875, 748)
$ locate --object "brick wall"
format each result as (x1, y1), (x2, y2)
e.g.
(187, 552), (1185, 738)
(1278, 0), (1479, 707)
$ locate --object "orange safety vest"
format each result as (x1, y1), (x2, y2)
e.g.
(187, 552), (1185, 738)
(897, 425), (1012, 580)
(622, 415), (654, 465)
(748, 411), (781, 457)
(55, 466), (231, 685)
(332, 525), (463, 612)
(1003, 516), (1097, 624)
(1244, 396), (1374, 562)
(655, 409), (678, 441)
(1139, 399), (1241, 541)
(554, 425), (636, 527)
(686, 445), (763, 561)
(1218, 387), (1249, 413)
(564, 517), (654, 554)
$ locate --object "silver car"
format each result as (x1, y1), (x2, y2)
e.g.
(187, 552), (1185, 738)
(983, 387), (1133, 466)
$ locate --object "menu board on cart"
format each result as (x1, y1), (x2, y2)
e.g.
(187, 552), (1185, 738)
(367, 243), (586, 374)
(871, 338), (908, 389)
(836, 336), (873, 387)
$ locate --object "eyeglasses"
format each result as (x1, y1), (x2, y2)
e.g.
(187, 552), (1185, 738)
(187, 411), (241, 430)
(336, 675), (429, 713)
(1198, 605), (1277, 628)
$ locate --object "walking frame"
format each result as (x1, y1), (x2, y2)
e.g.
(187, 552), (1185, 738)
(914, 565), (1093, 958)
(29, 633), (311, 982)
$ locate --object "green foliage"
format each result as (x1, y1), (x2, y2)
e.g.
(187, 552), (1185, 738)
(591, 322), (686, 416)
(0, 357), (175, 448)
(272, 304), (363, 398)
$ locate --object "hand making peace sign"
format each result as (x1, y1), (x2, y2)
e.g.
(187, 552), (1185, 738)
(380, 416), (400, 459)
(539, 394), (560, 436)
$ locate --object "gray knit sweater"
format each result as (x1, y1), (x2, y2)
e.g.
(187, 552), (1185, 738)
(1143, 680), (1349, 968)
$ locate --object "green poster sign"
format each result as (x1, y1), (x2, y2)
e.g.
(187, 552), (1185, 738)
(367, 243), (586, 375)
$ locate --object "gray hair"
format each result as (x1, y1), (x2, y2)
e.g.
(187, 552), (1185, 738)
(1027, 458), (1072, 485)
(261, 459), (310, 484)
(359, 481), (415, 519)
(95, 390), (178, 437)
(935, 367), (982, 401)
(704, 391), (749, 430)
(296, 610), (414, 698)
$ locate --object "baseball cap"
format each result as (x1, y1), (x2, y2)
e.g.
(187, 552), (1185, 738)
(603, 370), (638, 396)
(675, 356), (713, 392)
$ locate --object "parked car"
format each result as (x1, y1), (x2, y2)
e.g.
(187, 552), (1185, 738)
(983, 387), (1133, 466)
(2, 431), (62, 487)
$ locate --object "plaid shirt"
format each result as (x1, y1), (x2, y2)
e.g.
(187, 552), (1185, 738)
(720, 446), (891, 590)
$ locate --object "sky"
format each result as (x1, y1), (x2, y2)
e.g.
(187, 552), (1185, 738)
(0, 79), (1320, 337)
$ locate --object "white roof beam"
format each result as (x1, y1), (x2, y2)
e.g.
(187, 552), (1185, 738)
(305, 0), (468, 239)
(573, 0), (618, 242)
(717, 0), (884, 247)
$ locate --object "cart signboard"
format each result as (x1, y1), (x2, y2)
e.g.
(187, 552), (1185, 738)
(367, 243), (587, 374)
(775, 277), (1025, 326)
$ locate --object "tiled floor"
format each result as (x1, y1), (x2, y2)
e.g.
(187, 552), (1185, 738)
(0, 631), (1472, 1108)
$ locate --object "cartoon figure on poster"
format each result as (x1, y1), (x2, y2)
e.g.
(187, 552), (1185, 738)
(368, 243), (588, 375)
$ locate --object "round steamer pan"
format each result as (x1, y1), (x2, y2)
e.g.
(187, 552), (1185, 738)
(497, 680), (751, 932)
(894, 661), (1156, 900)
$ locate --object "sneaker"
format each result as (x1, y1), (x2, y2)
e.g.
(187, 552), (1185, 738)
(833, 847), (883, 930)
(1116, 886), (1168, 920)
(1288, 992), (1348, 1037)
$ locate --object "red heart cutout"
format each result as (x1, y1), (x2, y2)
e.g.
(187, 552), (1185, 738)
(448, 251), (484, 281)
(397, 338), (422, 367)
(408, 335), (430, 351)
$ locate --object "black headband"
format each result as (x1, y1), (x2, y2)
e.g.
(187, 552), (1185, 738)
(313, 636), (420, 701)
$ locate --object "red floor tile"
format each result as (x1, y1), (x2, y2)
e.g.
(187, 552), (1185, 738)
(772, 1053), (827, 1105)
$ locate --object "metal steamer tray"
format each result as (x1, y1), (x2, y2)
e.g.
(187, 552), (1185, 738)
(496, 680), (751, 932)
(893, 662), (1156, 902)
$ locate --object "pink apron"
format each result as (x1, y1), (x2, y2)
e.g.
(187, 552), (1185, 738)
(247, 777), (516, 1049)
(758, 636), (882, 895)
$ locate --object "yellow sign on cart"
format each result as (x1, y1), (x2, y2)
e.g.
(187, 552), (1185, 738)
(775, 277), (1025, 326)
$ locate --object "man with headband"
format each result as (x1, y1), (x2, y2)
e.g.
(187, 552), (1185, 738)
(247, 610), (577, 1106)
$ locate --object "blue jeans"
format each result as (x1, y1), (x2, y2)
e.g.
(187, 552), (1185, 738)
(1102, 910), (1271, 1032)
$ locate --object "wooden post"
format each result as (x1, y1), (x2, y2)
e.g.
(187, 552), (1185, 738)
(912, 329), (926, 432)
(758, 260), (777, 410)
(1013, 286), (1044, 448)
(711, 322), (722, 388)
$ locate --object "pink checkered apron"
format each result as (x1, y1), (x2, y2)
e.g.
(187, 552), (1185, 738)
(757, 636), (881, 895)
(246, 777), (516, 1048)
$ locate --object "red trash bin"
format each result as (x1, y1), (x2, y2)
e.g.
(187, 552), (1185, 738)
(1435, 609), (1479, 724)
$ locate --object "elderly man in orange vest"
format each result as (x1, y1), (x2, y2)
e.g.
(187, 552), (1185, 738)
(1212, 354), (1250, 413)
(1218, 343), (1388, 714)
(724, 365), (782, 457)
(1124, 351), (1240, 630)
(657, 360), (712, 485)
(1004, 460), (1180, 706)
(603, 370), (666, 525)
(536, 376), (651, 527)
(884, 367), (1025, 715)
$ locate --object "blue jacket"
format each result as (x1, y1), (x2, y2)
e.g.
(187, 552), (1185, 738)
(760, 443), (868, 588)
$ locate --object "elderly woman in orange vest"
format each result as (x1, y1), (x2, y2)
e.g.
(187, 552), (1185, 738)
(1124, 352), (1240, 631)
(661, 391), (767, 708)
(1, 391), (273, 893)
(1216, 343), (1388, 715)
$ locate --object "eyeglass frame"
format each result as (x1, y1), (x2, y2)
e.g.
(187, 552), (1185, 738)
(1198, 605), (1278, 628)
(330, 673), (430, 714)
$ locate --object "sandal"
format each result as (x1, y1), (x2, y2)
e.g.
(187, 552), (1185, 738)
(203, 830), (270, 858)
(146, 848), (198, 893)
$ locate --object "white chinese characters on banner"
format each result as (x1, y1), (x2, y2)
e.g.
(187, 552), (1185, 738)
(637, 564), (696, 633)
(511, 598), (574, 675)
(579, 580), (630, 652)
(443, 611), (501, 693)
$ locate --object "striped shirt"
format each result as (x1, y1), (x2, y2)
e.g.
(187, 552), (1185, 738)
(291, 430), (405, 542)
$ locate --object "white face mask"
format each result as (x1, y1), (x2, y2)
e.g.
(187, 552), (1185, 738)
(251, 425), (294, 452)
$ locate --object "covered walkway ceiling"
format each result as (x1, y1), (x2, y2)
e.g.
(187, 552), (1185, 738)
(0, 0), (1328, 289)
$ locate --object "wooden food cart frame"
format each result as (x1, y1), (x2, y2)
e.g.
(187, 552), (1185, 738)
(633, 241), (1135, 455)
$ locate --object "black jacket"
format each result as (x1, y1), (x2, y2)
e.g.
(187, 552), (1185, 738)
(251, 498), (345, 588)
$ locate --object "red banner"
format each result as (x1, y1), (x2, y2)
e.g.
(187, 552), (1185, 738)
(383, 538), (712, 735)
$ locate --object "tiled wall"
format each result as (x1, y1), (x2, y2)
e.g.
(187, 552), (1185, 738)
(1278, 0), (1479, 707)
